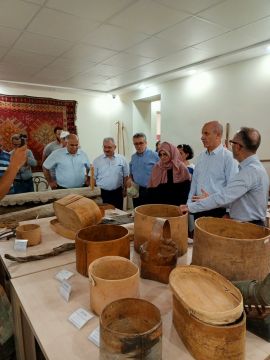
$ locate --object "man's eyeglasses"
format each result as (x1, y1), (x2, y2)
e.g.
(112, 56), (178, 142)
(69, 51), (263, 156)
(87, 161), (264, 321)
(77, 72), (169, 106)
(134, 141), (145, 146)
(229, 140), (243, 147)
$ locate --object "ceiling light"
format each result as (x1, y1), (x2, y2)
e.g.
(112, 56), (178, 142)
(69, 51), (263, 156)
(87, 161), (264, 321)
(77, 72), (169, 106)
(187, 69), (197, 76)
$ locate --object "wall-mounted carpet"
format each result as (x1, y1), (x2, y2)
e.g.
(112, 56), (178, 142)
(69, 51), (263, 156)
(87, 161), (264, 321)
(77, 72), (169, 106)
(0, 95), (77, 169)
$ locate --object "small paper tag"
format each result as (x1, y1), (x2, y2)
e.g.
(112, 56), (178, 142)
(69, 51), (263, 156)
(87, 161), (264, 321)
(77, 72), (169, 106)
(88, 326), (100, 347)
(14, 239), (28, 251)
(55, 269), (74, 282)
(68, 308), (94, 329)
(59, 280), (72, 302)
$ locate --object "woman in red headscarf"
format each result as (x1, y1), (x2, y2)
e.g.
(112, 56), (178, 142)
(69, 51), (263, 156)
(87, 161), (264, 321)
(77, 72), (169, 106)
(146, 141), (191, 205)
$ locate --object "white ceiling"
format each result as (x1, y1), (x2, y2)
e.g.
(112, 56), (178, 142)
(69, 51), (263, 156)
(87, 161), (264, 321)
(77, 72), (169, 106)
(1, 0), (270, 94)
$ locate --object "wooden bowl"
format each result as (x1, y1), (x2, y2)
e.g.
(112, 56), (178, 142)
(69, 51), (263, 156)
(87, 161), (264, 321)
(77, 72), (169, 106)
(16, 224), (41, 246)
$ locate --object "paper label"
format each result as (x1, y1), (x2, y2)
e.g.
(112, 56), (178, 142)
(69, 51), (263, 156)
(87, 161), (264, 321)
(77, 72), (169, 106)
(55, 269), (74, 282)
(68, 308), (94, 329)
(59, 280), (72, 302)
(14, 239), (28, 251)
(88, 326), (100, 347)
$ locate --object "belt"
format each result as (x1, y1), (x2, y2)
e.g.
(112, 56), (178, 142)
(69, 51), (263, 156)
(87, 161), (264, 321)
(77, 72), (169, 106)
(14, 178), (32, 183)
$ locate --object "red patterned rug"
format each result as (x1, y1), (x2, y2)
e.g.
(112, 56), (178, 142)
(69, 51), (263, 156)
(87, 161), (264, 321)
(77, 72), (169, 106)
(0, 95), (77, 169)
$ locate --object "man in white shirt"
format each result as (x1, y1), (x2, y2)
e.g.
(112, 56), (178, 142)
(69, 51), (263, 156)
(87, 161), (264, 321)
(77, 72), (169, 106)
(187, 120), (238, 219)
(93, 137), (129, 209)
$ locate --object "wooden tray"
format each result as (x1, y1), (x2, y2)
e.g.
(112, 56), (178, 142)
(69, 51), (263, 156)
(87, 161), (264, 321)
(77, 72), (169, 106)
(50, 218), (76, 240)
(169, 265), (243, 325)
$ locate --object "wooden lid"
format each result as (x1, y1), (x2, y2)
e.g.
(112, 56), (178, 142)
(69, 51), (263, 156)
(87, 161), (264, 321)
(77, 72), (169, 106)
(50, 218), (76, 240)
(169, 265), (243, 325)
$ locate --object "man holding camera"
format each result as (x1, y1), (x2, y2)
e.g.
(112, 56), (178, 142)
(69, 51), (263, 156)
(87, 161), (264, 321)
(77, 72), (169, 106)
(10, 133), (37, 193)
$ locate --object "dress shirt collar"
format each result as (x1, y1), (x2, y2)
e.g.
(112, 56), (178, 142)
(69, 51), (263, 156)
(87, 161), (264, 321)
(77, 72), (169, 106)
(205, 143), (223, 155)
(65, 148), (81, 155)
(102, 153), (116, 159)
(238, 154), (258, 169)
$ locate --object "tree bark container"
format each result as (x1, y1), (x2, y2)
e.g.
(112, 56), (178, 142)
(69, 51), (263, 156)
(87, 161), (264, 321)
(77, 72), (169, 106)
(76, 224), (130, 276)
(134, 204), (188, 256)
(192, 217), (270, 281)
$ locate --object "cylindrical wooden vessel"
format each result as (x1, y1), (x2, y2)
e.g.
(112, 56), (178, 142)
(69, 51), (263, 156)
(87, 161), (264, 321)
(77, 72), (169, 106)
(134, 204), (188, 256)
(88, 256), (139, 315)
(76, 224), (130, 276)
(100, 298), (162, 359)
(16, 224), (41, 246)
(172, 295), (246, 360)
(192, 217), (270, 281)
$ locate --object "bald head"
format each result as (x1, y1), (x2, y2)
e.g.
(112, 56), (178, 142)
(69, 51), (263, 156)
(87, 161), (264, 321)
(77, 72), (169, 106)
(201, 121), (223, 152)
(67, 134), (79, 154)
(205, 121), (223, 136)
(236, 127), (261, 153)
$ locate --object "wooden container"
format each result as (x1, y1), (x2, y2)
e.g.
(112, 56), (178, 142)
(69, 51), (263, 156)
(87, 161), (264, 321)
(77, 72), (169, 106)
(88, 256), (139, 315)
(140, 218), (178, 284)
(53, 194), (102, 232)
(134, 204), (188, 256)
(192, 217), (270, 281)
(172, 295), (246, 360)
(16, 224), (41, 246)
(76, 224), (130, 276)
(100, 298), (162, 359)
(169, 265), (243, 325)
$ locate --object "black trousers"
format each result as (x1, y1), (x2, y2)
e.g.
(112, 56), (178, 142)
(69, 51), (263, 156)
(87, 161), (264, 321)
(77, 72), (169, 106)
(101, 187), (123, 210)
(193, 208), (227, 220)
(132, 186), (147, 208)
(248, 219), (265, 227)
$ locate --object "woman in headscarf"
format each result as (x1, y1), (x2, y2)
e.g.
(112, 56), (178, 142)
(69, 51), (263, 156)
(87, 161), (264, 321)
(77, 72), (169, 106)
(146, 142), (191, 205)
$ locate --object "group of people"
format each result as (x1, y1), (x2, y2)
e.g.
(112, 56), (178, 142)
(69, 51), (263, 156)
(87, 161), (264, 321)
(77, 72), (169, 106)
(0, 121), (268, 226)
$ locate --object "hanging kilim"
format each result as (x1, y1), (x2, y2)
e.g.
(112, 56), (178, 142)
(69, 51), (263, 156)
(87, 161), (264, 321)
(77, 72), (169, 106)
(0, 95), (77, 169)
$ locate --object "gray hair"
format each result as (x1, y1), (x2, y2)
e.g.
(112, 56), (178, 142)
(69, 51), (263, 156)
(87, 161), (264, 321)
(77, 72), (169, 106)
(103, 137), (115, 144)
(133, 132), (147, 141)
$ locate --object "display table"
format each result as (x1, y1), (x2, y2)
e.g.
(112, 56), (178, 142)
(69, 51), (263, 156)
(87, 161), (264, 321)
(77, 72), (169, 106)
(2, 215), (270, 360)
(10, 247), (194, 360)
(0, 217), (75, 281)
(9, 246), (270, 360)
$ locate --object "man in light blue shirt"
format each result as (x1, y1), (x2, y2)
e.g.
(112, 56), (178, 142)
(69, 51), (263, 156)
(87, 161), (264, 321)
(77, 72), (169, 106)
(93, 137), (129, 210)
(43, 134), (90, 189)
(129, 132), (159, 207)
(188, 121), (238, 219)
(180, 127), (269, 226)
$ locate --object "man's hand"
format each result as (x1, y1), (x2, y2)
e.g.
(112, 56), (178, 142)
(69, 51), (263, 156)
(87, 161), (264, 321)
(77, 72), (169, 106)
(126, 177), (132, 188)
(192, 188), (209, 202)
(48, 180), (58, 190)
(10, 145), (27, 170)
(179, 205), (189, 215)
(85, 175), (90, 187)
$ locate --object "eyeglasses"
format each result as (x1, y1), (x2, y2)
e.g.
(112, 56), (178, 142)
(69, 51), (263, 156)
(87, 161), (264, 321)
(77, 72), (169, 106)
(159, 152), (169, 157)
(133, 141), (145, 146)
(229, 140), (243, 147)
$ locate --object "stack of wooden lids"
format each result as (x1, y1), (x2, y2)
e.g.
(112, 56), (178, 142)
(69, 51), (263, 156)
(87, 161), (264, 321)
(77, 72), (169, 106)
(50, 194), (102, 239)
(169, 265), (246, 360)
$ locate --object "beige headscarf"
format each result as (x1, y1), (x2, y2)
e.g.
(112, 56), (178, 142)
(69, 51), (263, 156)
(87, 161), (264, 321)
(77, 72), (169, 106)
(148, 142), (190, 188)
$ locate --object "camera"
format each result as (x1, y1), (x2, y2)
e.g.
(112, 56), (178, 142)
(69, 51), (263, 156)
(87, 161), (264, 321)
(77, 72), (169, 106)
(19, 134), (27, 147)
